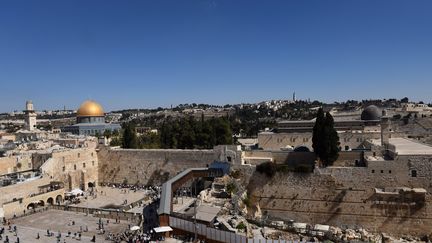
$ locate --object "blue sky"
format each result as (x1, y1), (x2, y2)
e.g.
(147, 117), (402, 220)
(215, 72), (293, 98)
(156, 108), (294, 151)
(1, 0), (431, 112)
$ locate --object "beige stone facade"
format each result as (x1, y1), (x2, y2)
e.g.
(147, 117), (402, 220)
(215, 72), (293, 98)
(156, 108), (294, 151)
(97, 145), (242, 186)
(41, 148), (99, 191)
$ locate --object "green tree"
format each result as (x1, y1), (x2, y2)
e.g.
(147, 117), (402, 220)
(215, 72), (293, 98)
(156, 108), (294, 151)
(122, 124), (139, 149)
(312, 109), (340, 167)
(103, 129), (112, 139)
(312, 108), (325, 159)
(213, 118), (233, 145)
(321, 112), (340, 166)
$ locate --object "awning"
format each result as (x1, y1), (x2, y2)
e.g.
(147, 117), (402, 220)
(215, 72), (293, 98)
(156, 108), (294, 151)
(153, 226), (173, 233)
(69, 188), (84, 196)
(130, 226), (140, 231)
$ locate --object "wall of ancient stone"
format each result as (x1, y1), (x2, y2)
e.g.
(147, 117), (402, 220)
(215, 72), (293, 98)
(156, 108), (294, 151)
(97, 147), (220, 186)
(0, 177), (51, 206)
(2, 188), (65, 218)
(41, 148), (99, 191)
(242, 154), (432, 236)
(0, 154), (33, 175)
(258, 132), (381, 151)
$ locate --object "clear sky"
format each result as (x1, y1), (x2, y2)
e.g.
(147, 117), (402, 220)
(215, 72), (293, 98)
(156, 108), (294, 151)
(1, 0), (431, 112)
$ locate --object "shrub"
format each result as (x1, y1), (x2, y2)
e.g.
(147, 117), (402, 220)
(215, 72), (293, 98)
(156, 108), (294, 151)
(256, 162), (276, 177)
(236, 222), (247, 230)
(242, 197), (252, 208)
(226, 182), (236, 194)
(230, 170), (241, 179)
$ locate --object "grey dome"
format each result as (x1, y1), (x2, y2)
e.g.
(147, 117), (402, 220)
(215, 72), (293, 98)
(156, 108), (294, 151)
(361, 105), (381, 121)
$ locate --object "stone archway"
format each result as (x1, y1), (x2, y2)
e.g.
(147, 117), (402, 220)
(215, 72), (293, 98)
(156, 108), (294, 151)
(55, 195), (63, 205)
(38, 200), (45, 207)
(47, 197), (54, 205)
(294, 145), (311, 152)
(27, 203), (35, 210)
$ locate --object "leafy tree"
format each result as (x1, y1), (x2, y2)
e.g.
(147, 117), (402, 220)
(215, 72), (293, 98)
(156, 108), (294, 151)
(122, 123), (139, 149)
(103, 129), (112, 139)
(110, 137), (122, 146)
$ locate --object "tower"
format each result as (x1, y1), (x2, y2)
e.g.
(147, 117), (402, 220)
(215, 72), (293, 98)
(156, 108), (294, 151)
(24, 100), (37, 131)
(380, 109), (390, 146)
(293, 92), (296, 102)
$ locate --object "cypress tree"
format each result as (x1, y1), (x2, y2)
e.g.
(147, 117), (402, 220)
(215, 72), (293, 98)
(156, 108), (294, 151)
(312, 108), (325, 159)
(322, 112), (340, 166)
(312, 109), (340, 167)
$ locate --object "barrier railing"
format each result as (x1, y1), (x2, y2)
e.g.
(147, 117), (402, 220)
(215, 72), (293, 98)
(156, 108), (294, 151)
(48, 205), (141, 223)
(169, 216), (298, 243)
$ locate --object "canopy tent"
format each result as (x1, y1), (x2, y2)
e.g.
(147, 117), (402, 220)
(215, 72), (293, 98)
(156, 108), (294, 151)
(130, 226), (140, 231)
(66, 188), (84, 196)
(153, 226), (173, 233)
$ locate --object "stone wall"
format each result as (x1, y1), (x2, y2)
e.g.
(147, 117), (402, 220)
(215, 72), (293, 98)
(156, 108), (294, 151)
(97, 147), (218, 186)
(0, 154), (33, 175)
(0, 177), (51, 206)
(245, 169), (432, 236)
(258, 132), (381, 151)
(41, 148), (99, 191)
(2, 188), (65, 218)
(243, 154), (432, 236)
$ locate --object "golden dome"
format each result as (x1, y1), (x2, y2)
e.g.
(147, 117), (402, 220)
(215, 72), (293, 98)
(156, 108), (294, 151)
(76, 100), (105, 117)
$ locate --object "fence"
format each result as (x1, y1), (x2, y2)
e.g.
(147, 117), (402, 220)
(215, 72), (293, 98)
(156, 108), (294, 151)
(169, 216), (298, 243)
(49, 205), (141, 223)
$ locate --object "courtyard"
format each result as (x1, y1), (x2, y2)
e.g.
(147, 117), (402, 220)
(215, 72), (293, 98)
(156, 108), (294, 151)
(72, 186), (149, 209)
(8, 210), (131, 243)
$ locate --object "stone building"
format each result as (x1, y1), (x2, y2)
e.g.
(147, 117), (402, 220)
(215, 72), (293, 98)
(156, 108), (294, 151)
(258, 105), (389, 151)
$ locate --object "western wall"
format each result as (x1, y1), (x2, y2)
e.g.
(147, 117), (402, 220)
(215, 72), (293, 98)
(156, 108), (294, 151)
(97, 145), (242, 186)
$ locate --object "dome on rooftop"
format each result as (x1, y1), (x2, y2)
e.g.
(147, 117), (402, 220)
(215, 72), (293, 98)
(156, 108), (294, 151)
(77, 100), (105, 117)
(361, 105), (381, 121)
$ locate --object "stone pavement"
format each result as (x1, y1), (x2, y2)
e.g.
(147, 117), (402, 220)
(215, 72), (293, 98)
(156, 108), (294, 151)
(73, 186), (148, 209)
(8, 210), (131, 243)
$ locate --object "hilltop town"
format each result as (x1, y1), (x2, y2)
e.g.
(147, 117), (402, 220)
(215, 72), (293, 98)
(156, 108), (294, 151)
(1, 98), (432, 242)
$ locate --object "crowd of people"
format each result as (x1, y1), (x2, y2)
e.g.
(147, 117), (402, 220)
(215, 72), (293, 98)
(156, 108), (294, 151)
(105, 229), (158, 243)
(99, 183), (161, 193)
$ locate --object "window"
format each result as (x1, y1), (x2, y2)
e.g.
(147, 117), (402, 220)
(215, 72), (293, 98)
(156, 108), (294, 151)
(411, 170), (417, 177)
(77, 153), (80, 158)
(83, 163), (86, 168)
(92, 161), (95, 166)
(227, 156), (232, 162)
(91, 152), (94, 157)
(74, 164), (77, 170)
(380, 170), (383, 173)
(372, 170), (375, 173)
(389, 170), (392, 174)
(62, 166), (65, 172)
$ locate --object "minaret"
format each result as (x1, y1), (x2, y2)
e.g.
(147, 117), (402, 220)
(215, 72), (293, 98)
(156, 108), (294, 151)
(380, 109), (390, 146)
(293, 92), (296, 102)
(24, 100), (37, 131)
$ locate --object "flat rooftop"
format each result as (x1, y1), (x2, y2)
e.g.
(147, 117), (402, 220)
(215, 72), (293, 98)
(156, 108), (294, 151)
(371, 138), (432, 155)
(390, 138), (432, 155)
